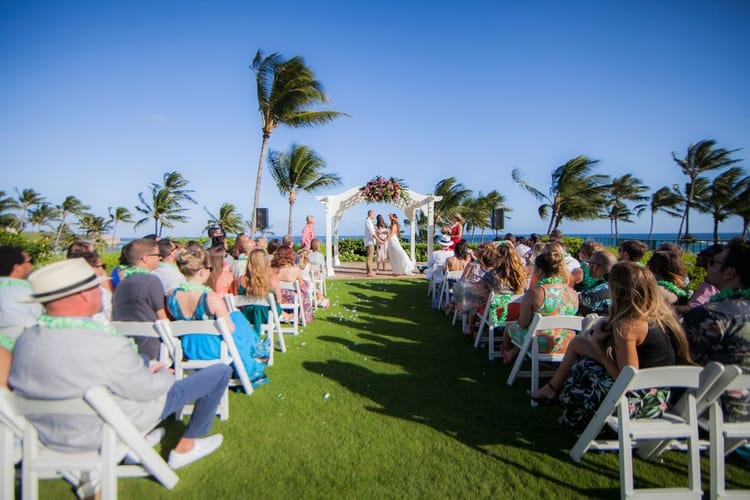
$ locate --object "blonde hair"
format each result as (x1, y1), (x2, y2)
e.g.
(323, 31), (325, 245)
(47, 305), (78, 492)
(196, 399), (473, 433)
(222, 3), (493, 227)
(175, 247), (209, 277)
(606, 262), (692, 365)
(246, 249), (272, 298)
(537, 243), (568, 281)
(579, 240), (603, 259)
(452, 213), (465, 224)
(495, 244), (527, 294)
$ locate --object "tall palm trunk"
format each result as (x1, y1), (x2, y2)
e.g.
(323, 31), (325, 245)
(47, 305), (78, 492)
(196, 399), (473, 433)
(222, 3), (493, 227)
(713, 218), (720, 243)
(53, 213), (67, 249)
(742, 217), (750, 238)
(287, 189), (297, 237)
(648, 212), (655, 241)
(111, 221), (119, 249)
(251, 133), (271, 235)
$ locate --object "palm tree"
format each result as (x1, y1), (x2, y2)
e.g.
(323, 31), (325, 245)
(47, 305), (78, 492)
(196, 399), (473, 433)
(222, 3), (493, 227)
(108, 206), (133, 247)
(512, 156), (610, 235)
(607, 174), (648, 239)
(53, 195), (90, 249)
(735, 180), (750, 238)
(204, 203), (245, 235)
(268, 144), (342, 236)
(28, 203), (59, 232)
(672, 139), (742, 239)
(134, 171), (197, 237)
(15, 188), (46, 232)
(694, 166), (749, 242)
(250, 50), (349, 235)
(647, 186), (683, 240)
(433, 177), (473, 227)
(78, 213), (111, 240)
(0, 190), (20, 229)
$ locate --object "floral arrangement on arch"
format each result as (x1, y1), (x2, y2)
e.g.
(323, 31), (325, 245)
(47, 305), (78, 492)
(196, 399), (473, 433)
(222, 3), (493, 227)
(359, 176), (410, 204)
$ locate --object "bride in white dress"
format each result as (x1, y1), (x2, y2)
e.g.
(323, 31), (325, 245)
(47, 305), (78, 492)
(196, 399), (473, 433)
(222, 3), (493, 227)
(386, 213), (414, 276)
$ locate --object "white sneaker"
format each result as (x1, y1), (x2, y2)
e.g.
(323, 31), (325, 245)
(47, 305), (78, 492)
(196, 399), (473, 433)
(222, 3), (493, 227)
(123, 427), (165, 465)
(168, 434), (223, 469)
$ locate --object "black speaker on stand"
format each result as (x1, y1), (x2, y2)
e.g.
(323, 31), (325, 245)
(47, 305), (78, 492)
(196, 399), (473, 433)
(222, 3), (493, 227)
(491, 208), (505, 231)
(256, 208), (268, 231)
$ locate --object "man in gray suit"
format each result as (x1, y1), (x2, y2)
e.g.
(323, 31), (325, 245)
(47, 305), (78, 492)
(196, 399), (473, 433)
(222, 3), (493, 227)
(9, 258), (230, 470)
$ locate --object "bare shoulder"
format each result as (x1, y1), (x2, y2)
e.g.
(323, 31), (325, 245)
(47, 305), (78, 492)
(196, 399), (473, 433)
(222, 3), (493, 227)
(612, 318), (648, 341)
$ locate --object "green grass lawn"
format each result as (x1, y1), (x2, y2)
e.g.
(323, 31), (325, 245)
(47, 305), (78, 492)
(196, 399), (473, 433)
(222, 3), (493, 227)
(40, 278), (749, 499)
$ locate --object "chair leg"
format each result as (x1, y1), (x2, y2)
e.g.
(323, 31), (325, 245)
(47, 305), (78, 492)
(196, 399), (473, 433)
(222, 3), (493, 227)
(710, 402), (725, 499)
(618, 409), (635, 499)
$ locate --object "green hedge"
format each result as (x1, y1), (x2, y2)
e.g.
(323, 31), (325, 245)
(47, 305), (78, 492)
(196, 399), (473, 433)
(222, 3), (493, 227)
(336, 238), (428, 262)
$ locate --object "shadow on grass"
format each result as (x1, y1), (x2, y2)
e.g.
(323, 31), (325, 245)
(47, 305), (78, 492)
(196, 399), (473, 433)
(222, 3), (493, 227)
(304, 279), (634, 497)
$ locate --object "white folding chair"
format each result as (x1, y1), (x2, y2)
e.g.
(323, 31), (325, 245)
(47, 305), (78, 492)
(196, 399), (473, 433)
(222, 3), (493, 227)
(437, 270), (463, 312)
(110, 321), (171, 367)
(155, 318), (251, 421)
(225, 294), (286, 365)
(708, 369), (749, 499)
(311, 263), (327, 306)
(278, 281), (305, 335)
(427, 264), (445, 298)
(506, 313), (584, 407)
(7, 386), (178, 500)
(569, 365), (703, 499)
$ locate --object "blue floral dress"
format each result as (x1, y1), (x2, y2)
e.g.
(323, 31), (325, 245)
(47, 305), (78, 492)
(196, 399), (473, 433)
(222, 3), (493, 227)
(166, 290), (270, 388)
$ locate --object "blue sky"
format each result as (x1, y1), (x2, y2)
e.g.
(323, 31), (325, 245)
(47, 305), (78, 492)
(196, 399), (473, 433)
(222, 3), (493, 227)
(1, 0), (749, 239)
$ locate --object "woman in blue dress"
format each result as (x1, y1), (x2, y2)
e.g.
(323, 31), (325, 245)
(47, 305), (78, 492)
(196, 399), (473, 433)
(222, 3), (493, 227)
(168, 247), (269, 389)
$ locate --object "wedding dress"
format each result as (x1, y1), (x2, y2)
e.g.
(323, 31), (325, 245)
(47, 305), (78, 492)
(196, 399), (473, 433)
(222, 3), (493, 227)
(387, 234), (414, 276)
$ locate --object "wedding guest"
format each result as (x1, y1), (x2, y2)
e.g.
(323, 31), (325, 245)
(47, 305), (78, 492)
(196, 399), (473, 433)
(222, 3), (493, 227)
(449, 213), (465, 249)
(686, 244), (723, 308)
(683, 238), (750, 422)
(575, 240), (603, 292)
(270, 245), (313, 323)
(647, 250), (689, 307)
(151, 238), (185, 295)
(111, 239), (167, 360)
(0, 245), (41, 330)
(301, 215), (315, 250)
(577, 250), (617, 316)
(501, 249), (579, 364)
(530, 263), (691, 433)
(618, 240), (648, 264)
(10, 258), (229, 470)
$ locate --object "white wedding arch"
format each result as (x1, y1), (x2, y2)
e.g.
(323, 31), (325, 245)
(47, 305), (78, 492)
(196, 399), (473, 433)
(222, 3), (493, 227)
(316, 186), (443, 276)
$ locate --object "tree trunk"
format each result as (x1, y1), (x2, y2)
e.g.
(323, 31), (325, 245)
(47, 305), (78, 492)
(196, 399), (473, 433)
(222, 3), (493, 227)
(287, 198), (296, 237)
(713, 217), (719, 243)
(742, 217), (749, 238)
(111, 222), (119, 250)
(53, 213), (67, 249)
(251, 132), (271, 236)
(614, 218), (619, 239)
(648, 212), (654, 241)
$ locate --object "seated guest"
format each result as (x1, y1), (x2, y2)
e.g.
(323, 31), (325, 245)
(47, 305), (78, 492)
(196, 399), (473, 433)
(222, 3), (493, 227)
(0, 245), (42, 330)
(577, 250), (617, 316)
(618, 239), (648, 264)
(444, 239), (471, 272)
(535, 241), (582, 289)
(111, 239), (167, 360)
(66, 248), (113, 322)
(267, 238), (281, 257)
(206, 245), (234, 296)
(683, 238), (750, 422)
(426, 235), (454, 280)
(230, 234), (255, 293)
(9, 258), (230, 469)
(150, 238), (185, 295)
(452, 243), (493, 334)
(255, 236), (268, 253)
(530, 262), (692, 432)
(647, 250), (689, 307)
(464, 243), (526, 336)
(309, 238), (326, 267)
(687, 244), (723, 309)
(501, 249), (579, 364)
(168, 248), (269, 388)
(574, 240), (603, 292)
(270, 245), (313, 324)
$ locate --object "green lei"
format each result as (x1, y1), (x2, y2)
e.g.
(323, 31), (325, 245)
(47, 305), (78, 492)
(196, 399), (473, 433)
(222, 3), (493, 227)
(0, 278), (30, 287)
(38, 314), (137, 350)
(536, 277), (564, 287)
(120, 266), (150, 279)
(178, 281), (212, 293)
(0, 335), (14, 350)
(709, 288), (750, 303)
(657, 280), (689, 298)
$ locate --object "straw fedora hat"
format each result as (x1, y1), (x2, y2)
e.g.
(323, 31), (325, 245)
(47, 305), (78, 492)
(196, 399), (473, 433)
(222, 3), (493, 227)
(438, 234), (453, 247)
(21, 258), (108, 303)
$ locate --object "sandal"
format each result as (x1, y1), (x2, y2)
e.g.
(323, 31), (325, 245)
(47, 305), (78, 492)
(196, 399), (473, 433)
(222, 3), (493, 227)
(529, 381), (560, 404)
(500, 345), (519, 365)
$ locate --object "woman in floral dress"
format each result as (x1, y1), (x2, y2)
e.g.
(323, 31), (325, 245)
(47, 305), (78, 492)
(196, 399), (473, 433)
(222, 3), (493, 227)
(501, 248), (578, 363)
(529, 263), (693, 433)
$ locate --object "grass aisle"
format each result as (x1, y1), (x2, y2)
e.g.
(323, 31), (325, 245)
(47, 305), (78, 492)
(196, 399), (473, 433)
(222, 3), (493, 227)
(42, 279), (749, 499)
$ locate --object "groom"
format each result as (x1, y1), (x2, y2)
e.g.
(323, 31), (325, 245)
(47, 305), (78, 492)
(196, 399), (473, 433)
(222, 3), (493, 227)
(364, 210), (377, 277)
